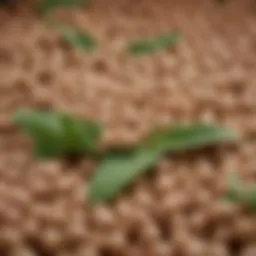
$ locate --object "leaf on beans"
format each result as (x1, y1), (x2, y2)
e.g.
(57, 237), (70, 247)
(14, 110), (101, 159)
(128, 31), (181, 56)
(59, 26), (97, 52)
(90, 124), (238, 203)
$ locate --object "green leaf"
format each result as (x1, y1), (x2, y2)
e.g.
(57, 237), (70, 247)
(144, 124), (238, 153)
(59, 27), (97, 52)
(37, 0), (91, 15)
(89, 124), (238, 203)
(13, 110), (101, 158)
(224, 173), (256, 211)
(89, 149), (161, 203)
(128, 31), (181, 56)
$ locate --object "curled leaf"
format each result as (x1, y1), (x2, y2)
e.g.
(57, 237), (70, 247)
(14, 110), (101, 158)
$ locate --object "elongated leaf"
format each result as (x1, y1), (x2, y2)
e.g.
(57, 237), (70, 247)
(128, 31), (181, 56)
(14, 110), (101, 158)
(59, 27), (97, 52)
(224, 174), (256, 211)
(90, 124), (238, 203)
(37, 0), (90, 15)
(90, 149), (161, 203)
(144, 124), (238, 153)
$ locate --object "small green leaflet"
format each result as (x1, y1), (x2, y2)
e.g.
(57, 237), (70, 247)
(224, 173), (256, 211)
(14, 110), (101, 158)
(37, 0), (91, 15)
(89, 124), (238, 203)
(128, 31), (181, 56)
(59, 27), (97, 52)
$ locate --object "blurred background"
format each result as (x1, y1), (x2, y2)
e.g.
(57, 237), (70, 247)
(0, 1), (255, 256)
